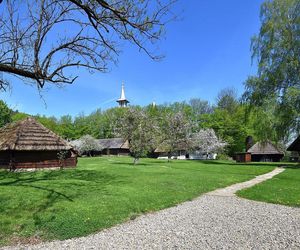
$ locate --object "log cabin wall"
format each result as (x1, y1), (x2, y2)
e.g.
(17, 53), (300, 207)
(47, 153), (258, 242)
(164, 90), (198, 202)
(0, 150), (77, 169)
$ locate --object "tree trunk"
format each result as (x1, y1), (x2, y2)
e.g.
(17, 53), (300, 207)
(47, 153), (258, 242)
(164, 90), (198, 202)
(133, 157), (139, 165)
(167, 152), (171, 162)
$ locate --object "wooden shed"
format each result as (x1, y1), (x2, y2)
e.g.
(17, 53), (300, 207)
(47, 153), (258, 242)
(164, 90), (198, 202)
(247, 141), (284, 162)
(0, 117), (77, 169)
(98, 138), (130, 156)
(287, 136), (300, 152)
(235, 152), (252, 163)
(287, 136), (300, 162)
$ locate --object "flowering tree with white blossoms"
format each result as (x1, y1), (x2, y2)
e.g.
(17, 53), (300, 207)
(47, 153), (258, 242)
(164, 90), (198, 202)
(191, 129), (227, 155)
(72, 135), (102, 156)
(118, 108), (160, 164)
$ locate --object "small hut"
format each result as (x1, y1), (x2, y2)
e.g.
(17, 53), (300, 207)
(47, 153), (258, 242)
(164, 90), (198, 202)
(154, 141), (188, 160)
(0, 117), (77, 169)
(287, 136), (300, 152)
(247, 141), (284, 162)
(287, 136), (300, 162)
(98, 138), (130, 156)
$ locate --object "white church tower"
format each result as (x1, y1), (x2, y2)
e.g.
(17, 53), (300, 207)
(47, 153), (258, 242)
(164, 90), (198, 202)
(117, 83), (129, 107)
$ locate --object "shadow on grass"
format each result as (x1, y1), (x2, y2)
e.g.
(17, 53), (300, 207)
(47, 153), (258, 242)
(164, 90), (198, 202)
(0, 169), (124, 229)
(281, 164), (300, 169)
(111, 159), (169, 166)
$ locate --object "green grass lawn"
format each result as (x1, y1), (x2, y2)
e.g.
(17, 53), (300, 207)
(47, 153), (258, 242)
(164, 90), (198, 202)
(237, 165), (300, 208)
(0, 157), (275, 246)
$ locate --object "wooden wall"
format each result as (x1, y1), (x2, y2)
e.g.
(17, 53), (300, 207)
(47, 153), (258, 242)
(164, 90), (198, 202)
(235, 152), (252, 163)
(101, 148), (130, 156)
(0, 150), (77, 169)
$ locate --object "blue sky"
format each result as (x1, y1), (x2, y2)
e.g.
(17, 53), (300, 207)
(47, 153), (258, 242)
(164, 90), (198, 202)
(1, 0), (264, 117)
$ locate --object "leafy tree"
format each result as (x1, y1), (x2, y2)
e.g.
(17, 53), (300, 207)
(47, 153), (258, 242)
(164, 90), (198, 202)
(0, 0), (176, 90)
(0, 100), (12, 127)
(73, 113), (91, 138)
(37, 115), (60, 135)
(202, 105), (252, 156)
(216, 87), (239, 113)
(244, 0), (300, 139)
(58, 115), (75, 139)
(11, 112), (30, 122)
(160, 111), (193, 160)
(118, 108), (159, 164)
(189, 98), (213, 116)
(100, 107), (128, 138)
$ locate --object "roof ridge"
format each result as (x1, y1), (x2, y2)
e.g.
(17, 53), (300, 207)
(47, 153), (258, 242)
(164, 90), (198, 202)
(29, 118), (71, 146)
(0, 117), (72, 151)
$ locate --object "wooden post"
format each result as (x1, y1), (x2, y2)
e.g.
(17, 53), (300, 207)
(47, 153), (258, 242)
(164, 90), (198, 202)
(9, 150), (15, 171)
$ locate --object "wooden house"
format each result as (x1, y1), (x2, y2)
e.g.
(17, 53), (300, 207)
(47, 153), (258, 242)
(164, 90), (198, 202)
(154, 141), (189, 160)
(235, 152), (252, 163)
(247, 141), (284, 162)
(0, 117), (77, 169)
(98, 138), (130, 156)
(287, 136), (300, 162)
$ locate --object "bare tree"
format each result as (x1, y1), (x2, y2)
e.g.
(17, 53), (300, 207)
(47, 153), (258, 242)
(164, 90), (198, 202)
(0, 0), (176, 90)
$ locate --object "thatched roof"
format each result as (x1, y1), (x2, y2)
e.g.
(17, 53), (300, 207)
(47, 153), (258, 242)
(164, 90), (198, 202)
(98, 138), (129, 149)
(247, 141), (283, 155)
(0, 117), (72, 151)
(287, 136), (300, 152)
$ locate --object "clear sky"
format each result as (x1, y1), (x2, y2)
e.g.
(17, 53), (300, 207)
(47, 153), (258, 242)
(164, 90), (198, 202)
(1, 0), (264, 117)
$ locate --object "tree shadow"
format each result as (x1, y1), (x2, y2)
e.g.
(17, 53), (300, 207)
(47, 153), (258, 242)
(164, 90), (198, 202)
(281, 164), (300, 169)
(0, 169), (125, 230)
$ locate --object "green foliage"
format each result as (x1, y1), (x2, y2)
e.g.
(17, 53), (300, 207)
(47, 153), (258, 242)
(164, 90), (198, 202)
(0, 157), (275, 246)
(160, 111), (193, 158)
(244, 0), (300, 139)
(202, 105), (252, 156)
(11, 112), (29, 122)
(118, 108), (159, 163)
(216, 88), (239, 113)
(0, 100), (12, 127)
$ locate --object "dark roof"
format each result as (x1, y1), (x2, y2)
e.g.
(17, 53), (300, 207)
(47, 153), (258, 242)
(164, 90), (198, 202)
(247, 141), (283, 155)
(287, 136), (300, 151)
(98, 138), (129, 149)
(0, 117), (72, 151)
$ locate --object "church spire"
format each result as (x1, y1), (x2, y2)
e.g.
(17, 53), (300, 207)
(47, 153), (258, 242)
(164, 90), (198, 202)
(117, 82), (129, 107)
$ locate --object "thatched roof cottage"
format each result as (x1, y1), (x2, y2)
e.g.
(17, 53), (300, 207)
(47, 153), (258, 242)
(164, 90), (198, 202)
(247, 141), (284, 162)
(98, 138), (130, 156)
(287, 136), (300, 152)
(287, 136), (300, 162)
(0, 117), (77, 169)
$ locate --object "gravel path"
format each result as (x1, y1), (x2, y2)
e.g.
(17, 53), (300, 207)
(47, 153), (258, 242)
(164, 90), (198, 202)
(4, 168), (300, 250)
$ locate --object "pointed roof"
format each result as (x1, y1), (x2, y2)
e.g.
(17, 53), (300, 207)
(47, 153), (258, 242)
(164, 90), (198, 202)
(117, 83), (129, 103)
(247, 141), (283, 155)
(0, 117), (72, 151)
(287, 136), (300, 151)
